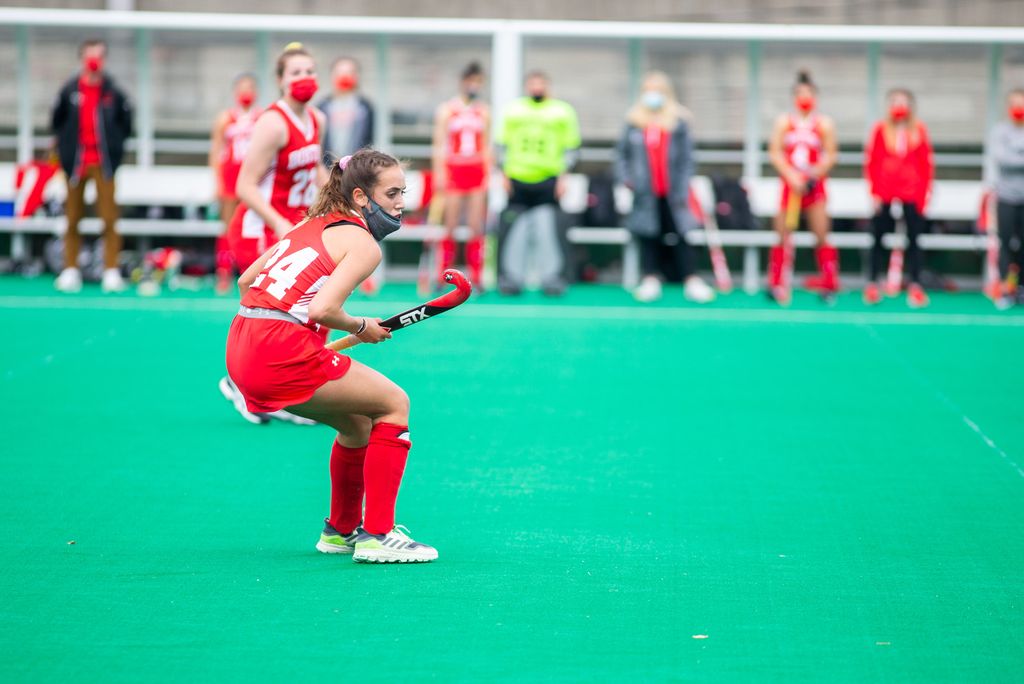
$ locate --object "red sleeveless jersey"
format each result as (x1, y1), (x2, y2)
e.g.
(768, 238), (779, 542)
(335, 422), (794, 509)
(242, 213), (368, 326)
(240, 101), (321, 238)
(782, 113), (823, 175)
(219, 106), (262, 196)
(445, 98), (486, 166)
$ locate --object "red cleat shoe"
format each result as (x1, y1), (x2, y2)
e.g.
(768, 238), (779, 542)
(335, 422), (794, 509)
(863, 282), (881, 305)
(907, 284), (929, 309)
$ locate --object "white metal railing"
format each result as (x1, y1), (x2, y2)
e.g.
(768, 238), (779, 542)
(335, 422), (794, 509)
(2, 8), (1023, 179)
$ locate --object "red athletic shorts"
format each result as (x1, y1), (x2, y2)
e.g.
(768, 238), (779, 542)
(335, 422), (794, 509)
(225, 316), (351, 413)
(226, 205), (276, 272)
(446, 162), (487, 193)
(779, 178), (828, 212)
(219, 162), (241, 201)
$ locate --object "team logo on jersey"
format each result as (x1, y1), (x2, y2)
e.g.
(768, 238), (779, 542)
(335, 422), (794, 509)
(287, 144), (320, 170)
(399, 307), (429, 327)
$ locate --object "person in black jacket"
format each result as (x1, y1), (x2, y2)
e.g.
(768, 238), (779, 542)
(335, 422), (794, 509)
(51, 38), (133, 293)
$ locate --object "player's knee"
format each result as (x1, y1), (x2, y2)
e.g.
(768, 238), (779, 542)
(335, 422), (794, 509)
(382, 385), (410, 424)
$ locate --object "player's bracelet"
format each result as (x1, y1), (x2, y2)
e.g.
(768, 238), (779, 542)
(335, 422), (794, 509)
(355, 318), (366, 335)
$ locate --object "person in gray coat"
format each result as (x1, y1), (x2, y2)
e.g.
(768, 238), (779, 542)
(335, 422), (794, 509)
(614, 71), (713, 303)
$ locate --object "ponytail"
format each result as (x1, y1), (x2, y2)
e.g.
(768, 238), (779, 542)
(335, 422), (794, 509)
(307, 148), (401, 218)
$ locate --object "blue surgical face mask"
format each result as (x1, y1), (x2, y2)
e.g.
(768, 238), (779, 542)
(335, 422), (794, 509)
(643, 90), (665, 110)
(362, 197), (401, 241)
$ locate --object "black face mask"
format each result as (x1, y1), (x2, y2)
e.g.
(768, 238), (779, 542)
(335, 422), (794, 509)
(465, 89), (480, 101)
(530, 93), (546, 103)
(363, 198), (401, 241)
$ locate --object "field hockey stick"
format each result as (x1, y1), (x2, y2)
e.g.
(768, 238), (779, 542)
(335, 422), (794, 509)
(980, 190), (1002, 300)
(692, 186), (732, 293)
(327, 268), (472, 352)
(779, 180), (807, 302)
(885, 199), (906, 296)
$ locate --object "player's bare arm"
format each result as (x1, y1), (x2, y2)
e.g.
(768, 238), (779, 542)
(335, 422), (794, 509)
(236, 110), (291, 236)
(307, 227), (388, 340)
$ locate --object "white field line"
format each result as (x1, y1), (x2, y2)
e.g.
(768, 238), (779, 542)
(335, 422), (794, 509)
(2, 296), (1024, 328)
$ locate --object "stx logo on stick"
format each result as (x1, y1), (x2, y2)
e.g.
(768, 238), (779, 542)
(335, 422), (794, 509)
(399, 307), (430, 327)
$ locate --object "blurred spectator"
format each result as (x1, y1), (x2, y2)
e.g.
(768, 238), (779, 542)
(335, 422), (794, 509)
(51, 38), (133, 293)
(431, 61), (491, 290)
(318, 57), (374, 158)
(985, 88), (1024, 307)
(210, 73), (261, 294)
(496, 71), (580, 296)
(767, 70), (839, 304)
(864, 88), (934, 308)
(613, 71), (713, 303)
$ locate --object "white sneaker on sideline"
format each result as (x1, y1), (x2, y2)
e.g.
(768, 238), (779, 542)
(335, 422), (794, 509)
(55, 267), (82, 293)
(101, 268), (126, 293)
(684, 276), (715, 304)
(633, 276), (663, 303)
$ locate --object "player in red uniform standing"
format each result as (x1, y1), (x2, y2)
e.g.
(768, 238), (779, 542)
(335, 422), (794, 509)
(225, 148), (438, 564)
(767, 70), (839, 304)
(210, 73), (262, 294)
(431, 62), (491, 289)
(219, 43), (327, 425)
(864, 88), (934, 308)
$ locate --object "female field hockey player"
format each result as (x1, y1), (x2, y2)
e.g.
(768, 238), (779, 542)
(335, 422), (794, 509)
(225, 148), (438, 564)
(767, 70), (839, 303)
(218, 42), (327, 425)
(210, 73), (261, 294)
(431, 61), (491, 289)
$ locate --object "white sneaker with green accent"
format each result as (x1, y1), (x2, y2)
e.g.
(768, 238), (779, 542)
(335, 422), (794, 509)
(315, 519), (359, 555)
(352, 525), (438, 564)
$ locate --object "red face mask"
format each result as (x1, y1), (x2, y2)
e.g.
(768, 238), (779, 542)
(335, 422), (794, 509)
(83, 55), (103, 73)
(236, 91), (255, 108)
(335, 74), (358, 92)
(795, 95), (815, 114)
(890, 103), (910, 122)
(289, 77), (318, 103)
(1010, 105), (1024, 123)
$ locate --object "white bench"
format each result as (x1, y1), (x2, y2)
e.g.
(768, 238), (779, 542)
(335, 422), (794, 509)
(0, 163), (988, 290)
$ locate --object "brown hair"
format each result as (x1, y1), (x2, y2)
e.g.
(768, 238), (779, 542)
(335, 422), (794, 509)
(79, 39), (107, 56)
(276, 42), (312, 78)
(793, 69), (817, 93)
(307, 148), (401, 218)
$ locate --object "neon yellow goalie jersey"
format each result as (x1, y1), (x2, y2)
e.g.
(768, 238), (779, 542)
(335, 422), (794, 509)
(498, 97), (581, 184)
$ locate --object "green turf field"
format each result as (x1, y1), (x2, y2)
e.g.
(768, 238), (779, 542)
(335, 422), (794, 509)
(1, 277), (1022, 683)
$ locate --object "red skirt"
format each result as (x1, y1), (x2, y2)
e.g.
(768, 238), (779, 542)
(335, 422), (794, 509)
(445, 162), (487, 193)
(779, 178), (828, 212)
(225, 316), (351, 413)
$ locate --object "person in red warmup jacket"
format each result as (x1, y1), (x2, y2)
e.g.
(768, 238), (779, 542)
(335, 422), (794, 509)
(864, 88), (934, 308)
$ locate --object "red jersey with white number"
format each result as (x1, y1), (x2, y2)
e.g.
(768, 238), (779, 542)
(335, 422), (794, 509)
(240, 101), (320, 239)
(445, 98), (486, 166)
(219, 106), (263, 197)
(782, 113), (823, 175)
(242, 212), (367, 327)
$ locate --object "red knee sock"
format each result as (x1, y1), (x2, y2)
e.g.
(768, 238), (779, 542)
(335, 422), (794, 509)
(328, 440), (366, 534)
(817, 244), (839, 292)
(438, 238), (457, 285)
(768, 244), (785, 288)
(466, 236), (485, 286)
(362, 423), (411, 535)
(215, 235), (233, 275)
